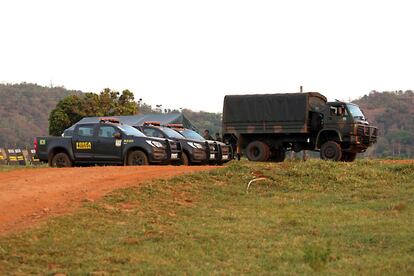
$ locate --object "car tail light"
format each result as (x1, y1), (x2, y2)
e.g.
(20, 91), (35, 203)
(34, 138), (38, 152)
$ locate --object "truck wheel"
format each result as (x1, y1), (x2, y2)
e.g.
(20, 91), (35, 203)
(51, 152), (72, 168)
(127, 150), (149, 166)
(320, 141), (342, 161)
(181, 152), (190, 166)
(271, 148), (286, 162)
(246, 141), (270, 162)
(341, 152), (357, 162)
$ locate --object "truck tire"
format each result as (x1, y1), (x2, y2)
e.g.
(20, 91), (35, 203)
(271, 148), (286, 162)
(341, 152), (357, 162)
(246, 141), (270, 162)
(127, 150), (149, 166)
(181, 152), (190, 166)
(320, 141), (342, 161)
(51, 152), (73, 168)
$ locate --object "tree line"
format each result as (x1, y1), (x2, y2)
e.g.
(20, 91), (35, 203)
(0, 83), (412, 158)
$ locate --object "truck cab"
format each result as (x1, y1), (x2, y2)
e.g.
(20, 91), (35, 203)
(316, 102), (377, 161)
(135, 122), (209, 165)
(36, 118), (181, 167)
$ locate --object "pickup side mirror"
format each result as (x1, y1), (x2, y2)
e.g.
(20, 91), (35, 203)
(113, 132), (122, 139)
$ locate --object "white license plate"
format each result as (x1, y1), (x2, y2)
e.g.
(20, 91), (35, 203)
(171, 153), (178, 159)
(209, 154), (215, 159)
(222, 155), (229, 160)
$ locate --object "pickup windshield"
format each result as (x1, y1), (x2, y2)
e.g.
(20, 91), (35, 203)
(347, 104), (365, 120)
(179, 129), (205, 141)
(160, 127), (185, 139)
(118, 125), (146, 137)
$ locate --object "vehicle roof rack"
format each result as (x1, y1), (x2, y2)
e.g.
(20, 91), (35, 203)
(143, 121), (161, 126)
(165, 124), (184, 129)
(99, 117), (120, 124)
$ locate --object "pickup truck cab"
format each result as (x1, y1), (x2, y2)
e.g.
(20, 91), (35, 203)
(135, 122), (209, 165)
(35, 118), (181, 167)
(166, 124), (233, 165)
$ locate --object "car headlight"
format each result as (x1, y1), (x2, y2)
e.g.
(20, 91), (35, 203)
(187, 142), (204, 149)
(146, 140), (164, 148)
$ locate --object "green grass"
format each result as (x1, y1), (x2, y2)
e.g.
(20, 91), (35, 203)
(0, 160), (413, 274)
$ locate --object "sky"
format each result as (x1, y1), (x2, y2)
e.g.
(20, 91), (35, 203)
(1, 0), (413, 112)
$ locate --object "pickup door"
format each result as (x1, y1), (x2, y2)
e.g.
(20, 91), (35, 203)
(72, 124), (123, 162)
(94, 125), (123, 161)
(72, 124), (96, 161)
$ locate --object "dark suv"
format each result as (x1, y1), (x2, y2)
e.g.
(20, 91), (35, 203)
(167, 125), (232, 164)
(136, 122), (210, 165)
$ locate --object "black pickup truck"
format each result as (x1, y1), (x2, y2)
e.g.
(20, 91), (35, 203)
(166, 124), (233, 165)
(135, 122), (209, 165)
(35, 118), (181, 167)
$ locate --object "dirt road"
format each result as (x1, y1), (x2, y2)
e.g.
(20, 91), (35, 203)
(0, 166), (216, 235)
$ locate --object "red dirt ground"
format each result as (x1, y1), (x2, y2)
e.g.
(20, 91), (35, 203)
(0, 166), (216, 236)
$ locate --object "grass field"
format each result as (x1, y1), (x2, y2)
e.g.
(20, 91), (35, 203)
(0, 160), (413, 274)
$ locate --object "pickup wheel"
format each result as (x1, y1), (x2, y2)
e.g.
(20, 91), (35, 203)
(341, 152), (357, 162)
(320, 141), (342, 161)
(127, 150), (149, 166)
(51, 152), (73, 168)
(181, 152), (190, 166)
(246, 141), (270, 162)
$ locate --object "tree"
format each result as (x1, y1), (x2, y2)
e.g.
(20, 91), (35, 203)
(48, 88), (138, 135)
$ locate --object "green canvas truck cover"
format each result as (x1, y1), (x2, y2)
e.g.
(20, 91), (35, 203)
(223, 92), (326, 123)
(222, 92), (327, 134)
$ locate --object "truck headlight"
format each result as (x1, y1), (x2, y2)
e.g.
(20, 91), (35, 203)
(187, 142), (204, 149)
(146, 140), (164, 148)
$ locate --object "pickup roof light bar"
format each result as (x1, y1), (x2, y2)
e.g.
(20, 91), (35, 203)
(165, 124), (184, 129)
(99, 117), (120, 124)
(143, 121), (161, 126)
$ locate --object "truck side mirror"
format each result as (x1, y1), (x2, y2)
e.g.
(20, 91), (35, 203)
(113, 132), (122, 139)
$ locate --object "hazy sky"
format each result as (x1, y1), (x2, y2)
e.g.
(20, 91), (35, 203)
(1, 0), (413, 112)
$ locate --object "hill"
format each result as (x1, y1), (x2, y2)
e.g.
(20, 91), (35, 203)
(1, 83), (413, 158)
(182, 109), (222, 136)
(353, 90), (414, 158)
(0, 83), (81, 147)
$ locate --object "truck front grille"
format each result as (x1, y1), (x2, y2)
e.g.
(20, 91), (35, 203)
(357, 126), (378, 144)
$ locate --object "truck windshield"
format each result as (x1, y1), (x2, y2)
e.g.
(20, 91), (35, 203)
(160, 127), (185, 139)
(118, 125), (146, 137)
(179, 129), (205, 141)
(347, 104), (365, 120)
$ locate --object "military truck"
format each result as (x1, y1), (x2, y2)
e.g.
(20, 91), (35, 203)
(165, 124), (233, 164)
(35, 118), (181, 167)
(222, 92), (378, 162)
